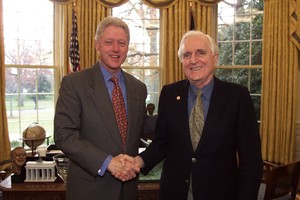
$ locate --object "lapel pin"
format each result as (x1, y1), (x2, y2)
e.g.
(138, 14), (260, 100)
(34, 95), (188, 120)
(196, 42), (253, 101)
(176, 96), (180, 100)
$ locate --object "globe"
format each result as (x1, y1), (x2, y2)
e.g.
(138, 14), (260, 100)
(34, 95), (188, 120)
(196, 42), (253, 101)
(22, 123), (46, 150)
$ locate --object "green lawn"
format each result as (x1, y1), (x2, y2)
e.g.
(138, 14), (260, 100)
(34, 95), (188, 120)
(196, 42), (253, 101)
(6, 96), (55, 148)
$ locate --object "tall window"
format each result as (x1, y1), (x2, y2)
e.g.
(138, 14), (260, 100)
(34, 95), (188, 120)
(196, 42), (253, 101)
(4, 0), (57, 147)
(216, 0), (263, 121)
(113, 0), (160, 112)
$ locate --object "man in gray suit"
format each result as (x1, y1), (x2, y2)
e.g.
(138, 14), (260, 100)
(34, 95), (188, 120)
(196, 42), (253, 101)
(54, 17), (147, 200)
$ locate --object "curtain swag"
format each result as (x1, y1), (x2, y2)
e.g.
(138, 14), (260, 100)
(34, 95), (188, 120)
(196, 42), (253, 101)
(290, 0), (300, 50)
(193, 0), (223, 6)
(49, 0), (75, 4)
(95, 0), (128, 7)
(142, 0), (178, 8)
(195, 0), (223, 5)
(141, 0), (222, 8)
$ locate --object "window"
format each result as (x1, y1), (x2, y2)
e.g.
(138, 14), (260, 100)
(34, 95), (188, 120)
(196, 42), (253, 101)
(4, 0), (160, 148)
(4, 0), (58, 148)
(216, 0), (263, 121)
(113, 0), (161, 112)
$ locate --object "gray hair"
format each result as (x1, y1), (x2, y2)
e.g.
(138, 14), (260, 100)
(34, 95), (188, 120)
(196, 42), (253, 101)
(94, 17), (130, 42)
(177, 31), (219, 62)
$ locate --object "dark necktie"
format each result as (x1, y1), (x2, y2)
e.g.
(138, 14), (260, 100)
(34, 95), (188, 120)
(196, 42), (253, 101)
(189, 90), (204, 151)
(110, 76), (128, 148)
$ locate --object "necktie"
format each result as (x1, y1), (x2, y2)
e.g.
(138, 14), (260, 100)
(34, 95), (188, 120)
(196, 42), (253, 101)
(189, 90), (204, 151)
(110, 76), (128, 148)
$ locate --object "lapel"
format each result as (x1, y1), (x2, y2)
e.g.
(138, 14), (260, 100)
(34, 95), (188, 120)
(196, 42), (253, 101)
(122, 72), (139, 151)
(196, 77), (228, 152)
(173, 80), (194, 153)
(87, 64), (123, 151)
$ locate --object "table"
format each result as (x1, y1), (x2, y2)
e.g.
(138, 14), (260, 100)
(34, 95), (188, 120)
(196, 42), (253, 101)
(0, 180), (159, 200)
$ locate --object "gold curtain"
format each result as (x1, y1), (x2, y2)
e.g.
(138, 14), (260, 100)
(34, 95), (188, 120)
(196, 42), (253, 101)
(290, 0), (300, 50)
(260, 0), (299, 164)
(145, 0), (216, 85)
(160, 0), (190, 84)
(76, 0), (112, 70)
(192, 0), (217, 44)
(52, 0), (113, 74)
(53, 0), (216, 81)
(0, 0), (11, 171)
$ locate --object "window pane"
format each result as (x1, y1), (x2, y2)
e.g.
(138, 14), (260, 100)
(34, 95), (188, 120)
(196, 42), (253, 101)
(252, 95), (261, 121)
(144, 69), (160, 107)
(214, 69), (233, 83)
(251, 41), (262, 65)
(252, 14), (263, 39)
(218, 42), (233, 66)
(5, 67), (55, 148)
(235, 21), (250, 40)
(4, 0), (55, 148)
(215, 68), (249, 88)
(250, 68), (262, 94)
(235, 0), (252, 14)
(234, 42), (250, 65)
(113, 0), (160, 107)
(113, 1), (160, 68)
(3, 0), (53, 66)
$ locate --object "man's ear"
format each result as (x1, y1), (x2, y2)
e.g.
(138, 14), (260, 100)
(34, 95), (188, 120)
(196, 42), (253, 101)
(214, 54), (219, 65)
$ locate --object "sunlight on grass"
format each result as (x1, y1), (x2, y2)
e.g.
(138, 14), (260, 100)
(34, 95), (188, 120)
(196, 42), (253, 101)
(6, 96), (55, 148)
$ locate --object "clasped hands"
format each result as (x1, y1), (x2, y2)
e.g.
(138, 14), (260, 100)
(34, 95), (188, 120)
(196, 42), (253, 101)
(107, 154), (144, 182)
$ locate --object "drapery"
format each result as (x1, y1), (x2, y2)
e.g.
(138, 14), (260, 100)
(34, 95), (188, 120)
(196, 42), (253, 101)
(52, 0), (215, 82)
(260, 0), (299, 164)
(0, 0), (11, 171)
(290, 0), (300, 50)
(192, 0), (217, 50)
(52, 0), (112, 74)
(160, 0), (191, 84)
(147, 0), (216, 85)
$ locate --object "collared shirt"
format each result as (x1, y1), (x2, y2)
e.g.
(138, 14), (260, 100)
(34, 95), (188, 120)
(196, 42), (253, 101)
(98, 64), (128, 176)
(188, 78), (214, 121)
(100, 64), (128, 110)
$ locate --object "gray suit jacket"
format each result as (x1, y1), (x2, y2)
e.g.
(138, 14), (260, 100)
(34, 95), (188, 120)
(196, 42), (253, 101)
(54, 63), (147, 200)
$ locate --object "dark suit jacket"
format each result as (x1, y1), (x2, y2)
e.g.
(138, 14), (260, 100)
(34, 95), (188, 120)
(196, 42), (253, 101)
(140, 77), (263, 200)
(54, 63), (147, 200)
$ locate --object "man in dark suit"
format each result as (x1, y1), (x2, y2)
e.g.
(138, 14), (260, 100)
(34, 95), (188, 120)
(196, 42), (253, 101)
(54, 17), (146, 200)
(123, 30), (263, 200)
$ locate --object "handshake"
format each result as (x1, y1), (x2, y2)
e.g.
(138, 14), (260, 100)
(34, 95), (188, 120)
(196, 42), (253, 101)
(107, 154), (144, 182)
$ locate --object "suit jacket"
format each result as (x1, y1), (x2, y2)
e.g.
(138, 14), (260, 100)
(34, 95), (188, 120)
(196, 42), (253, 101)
(54, 63), (147, 200)
(140, 77), (263, 200)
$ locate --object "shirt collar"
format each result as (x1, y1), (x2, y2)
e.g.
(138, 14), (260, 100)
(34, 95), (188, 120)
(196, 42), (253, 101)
(99, 64), (124, 83)
(189, 78), (214, 102)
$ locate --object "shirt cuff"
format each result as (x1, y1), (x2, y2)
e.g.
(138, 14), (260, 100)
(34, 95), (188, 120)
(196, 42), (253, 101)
(97, 155), (113, 176)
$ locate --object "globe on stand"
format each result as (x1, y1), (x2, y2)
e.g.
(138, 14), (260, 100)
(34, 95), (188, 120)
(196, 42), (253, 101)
(22, 123), (46, 156)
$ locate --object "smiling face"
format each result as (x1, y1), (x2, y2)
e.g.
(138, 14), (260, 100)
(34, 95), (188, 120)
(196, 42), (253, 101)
(95, 25), (129, 74)
(182, 35), (218, 88)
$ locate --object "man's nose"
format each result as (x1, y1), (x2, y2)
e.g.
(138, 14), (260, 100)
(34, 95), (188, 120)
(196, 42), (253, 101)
(190, 54), (198, 63)
(112, 42), (120, 51)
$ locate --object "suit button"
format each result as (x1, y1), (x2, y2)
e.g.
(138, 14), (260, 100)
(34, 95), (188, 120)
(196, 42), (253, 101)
(192, 158), (197, 163)
(185, 179), (189, 183)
